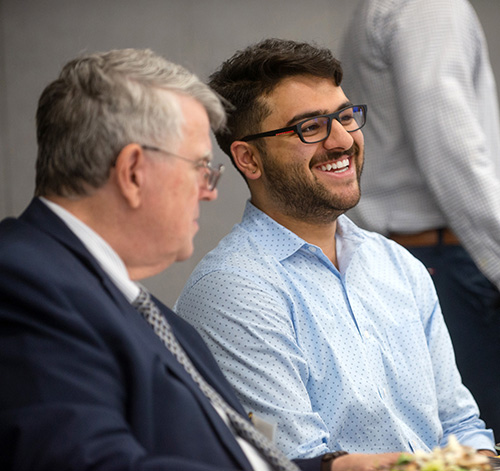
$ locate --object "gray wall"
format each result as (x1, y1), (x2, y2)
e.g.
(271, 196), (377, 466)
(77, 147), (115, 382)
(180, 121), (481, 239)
(1, 0), (499, 307)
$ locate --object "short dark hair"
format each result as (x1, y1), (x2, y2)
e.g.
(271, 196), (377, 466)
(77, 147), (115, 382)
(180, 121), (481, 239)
(209, 38), (343, 170)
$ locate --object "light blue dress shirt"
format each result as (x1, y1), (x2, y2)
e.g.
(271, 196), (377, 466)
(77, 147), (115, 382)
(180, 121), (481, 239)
(175, 201), (494, 459)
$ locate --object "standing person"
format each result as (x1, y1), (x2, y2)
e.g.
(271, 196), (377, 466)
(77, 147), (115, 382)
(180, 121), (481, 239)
(339, 0), (500, 435)
(175, 38), (496, 460)
(0, 47), (333, 471)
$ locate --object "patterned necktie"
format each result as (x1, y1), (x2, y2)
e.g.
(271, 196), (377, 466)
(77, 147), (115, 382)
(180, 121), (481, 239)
(132, 287), (299, 471)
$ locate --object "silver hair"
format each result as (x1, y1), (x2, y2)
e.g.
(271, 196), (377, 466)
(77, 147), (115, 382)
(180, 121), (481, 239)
(35, 48), (226, 197)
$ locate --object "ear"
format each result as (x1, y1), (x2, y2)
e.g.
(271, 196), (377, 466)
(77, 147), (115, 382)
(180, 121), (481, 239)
(113, 143), (146, 209)
(230, 141), (261, 179)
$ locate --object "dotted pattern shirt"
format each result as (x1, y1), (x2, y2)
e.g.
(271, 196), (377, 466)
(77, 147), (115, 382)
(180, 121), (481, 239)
(339, 0), (500, 289)
(175, 201), (494, 459)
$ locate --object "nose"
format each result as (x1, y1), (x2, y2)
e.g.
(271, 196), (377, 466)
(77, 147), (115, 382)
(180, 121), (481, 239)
(322, 119), (354, 150)
(200, 186), (218, 202)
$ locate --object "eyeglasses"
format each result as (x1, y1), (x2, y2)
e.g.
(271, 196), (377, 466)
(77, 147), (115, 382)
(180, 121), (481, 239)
(240, 104), (367, 144)
(141, 145), (224, 191)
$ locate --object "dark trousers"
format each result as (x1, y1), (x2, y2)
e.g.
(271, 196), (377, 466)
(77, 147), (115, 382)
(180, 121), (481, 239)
(407, 244), (500, 439)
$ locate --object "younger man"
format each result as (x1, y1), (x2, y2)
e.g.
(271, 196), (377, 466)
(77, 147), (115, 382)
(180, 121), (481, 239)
(176, 39), (496, 461)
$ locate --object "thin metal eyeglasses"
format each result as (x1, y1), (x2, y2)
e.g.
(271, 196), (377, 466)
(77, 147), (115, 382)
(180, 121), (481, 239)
(141, 144), (224, 191)
(240, 104), (367, 144)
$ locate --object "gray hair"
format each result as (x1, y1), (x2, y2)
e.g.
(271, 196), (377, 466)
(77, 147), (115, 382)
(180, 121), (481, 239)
(35, 48), (226, 197)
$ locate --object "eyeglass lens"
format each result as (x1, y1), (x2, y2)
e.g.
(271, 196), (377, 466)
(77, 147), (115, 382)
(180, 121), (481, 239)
(300, 106), (365, 143)
(203, 163), (224, 191)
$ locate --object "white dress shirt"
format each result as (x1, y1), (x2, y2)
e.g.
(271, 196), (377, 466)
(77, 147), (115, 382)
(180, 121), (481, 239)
(340, 0), (500, 290)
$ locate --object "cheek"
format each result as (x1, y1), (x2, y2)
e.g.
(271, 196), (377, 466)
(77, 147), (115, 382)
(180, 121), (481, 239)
(267, 140), (314, 168)
(149, 170), (200, 229)
(354, 131), (364, 151)
(168, 171), (199, 201)
(171, 181), (200, 222)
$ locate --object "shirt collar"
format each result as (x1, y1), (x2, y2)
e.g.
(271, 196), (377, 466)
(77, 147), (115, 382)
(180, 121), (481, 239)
(240, 201), (307, 262)
(241, 200), (368, 269)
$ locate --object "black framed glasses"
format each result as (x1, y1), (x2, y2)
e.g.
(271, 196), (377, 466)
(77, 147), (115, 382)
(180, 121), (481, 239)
(240, 104), (367, 144)
(141, 145), (224, 191)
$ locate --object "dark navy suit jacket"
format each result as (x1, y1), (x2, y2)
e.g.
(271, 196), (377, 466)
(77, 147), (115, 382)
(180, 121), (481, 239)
(0, 199), (322, 471)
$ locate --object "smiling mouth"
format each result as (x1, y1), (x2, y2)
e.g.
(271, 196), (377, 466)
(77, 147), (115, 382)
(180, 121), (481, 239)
(317, 158), (350, 173)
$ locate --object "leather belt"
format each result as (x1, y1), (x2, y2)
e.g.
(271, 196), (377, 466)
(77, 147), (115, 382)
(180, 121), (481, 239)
(389, 228), (460, 247)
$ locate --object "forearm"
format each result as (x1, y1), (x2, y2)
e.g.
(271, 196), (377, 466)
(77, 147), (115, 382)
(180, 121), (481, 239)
(477, 450), (497, 457)
(329, 453), (401, 471)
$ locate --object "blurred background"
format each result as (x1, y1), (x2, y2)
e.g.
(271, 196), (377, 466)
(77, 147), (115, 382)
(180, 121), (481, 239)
(1, 0), (499, 306)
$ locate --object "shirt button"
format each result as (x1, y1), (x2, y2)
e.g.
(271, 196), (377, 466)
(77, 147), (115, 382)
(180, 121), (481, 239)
(308, 246), (317, 253)
(364, 330), (370, 339)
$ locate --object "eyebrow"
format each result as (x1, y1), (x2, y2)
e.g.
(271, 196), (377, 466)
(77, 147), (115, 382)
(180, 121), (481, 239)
(285, 101), (353, 127)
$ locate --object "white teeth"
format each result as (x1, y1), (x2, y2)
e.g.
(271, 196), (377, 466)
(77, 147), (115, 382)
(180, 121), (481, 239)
(320, 159), (349, 172)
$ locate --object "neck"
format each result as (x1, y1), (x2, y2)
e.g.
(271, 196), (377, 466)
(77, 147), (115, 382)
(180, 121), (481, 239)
(44, 191), (145, 277)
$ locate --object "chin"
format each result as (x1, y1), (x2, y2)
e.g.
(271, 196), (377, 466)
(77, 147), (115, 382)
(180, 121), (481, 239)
(175, 246), (195, 263)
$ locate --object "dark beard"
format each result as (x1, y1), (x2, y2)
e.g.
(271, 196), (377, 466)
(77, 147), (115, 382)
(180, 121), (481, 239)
(260, 144), (363, 225)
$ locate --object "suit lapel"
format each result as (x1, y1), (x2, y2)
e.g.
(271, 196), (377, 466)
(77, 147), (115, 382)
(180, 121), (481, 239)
(136, 300), (253, 470)
(165, 306), (249, 416)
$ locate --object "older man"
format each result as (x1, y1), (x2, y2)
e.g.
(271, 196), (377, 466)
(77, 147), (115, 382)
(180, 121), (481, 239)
(175, 39), (496, 465)
(0, 48), (319, 471)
